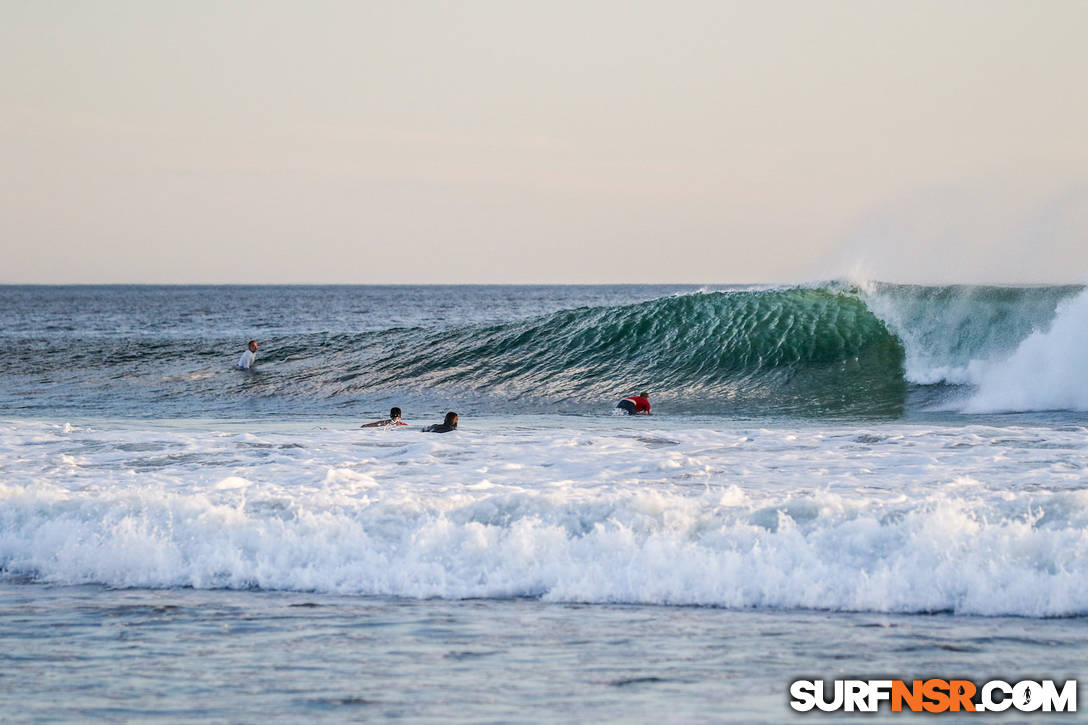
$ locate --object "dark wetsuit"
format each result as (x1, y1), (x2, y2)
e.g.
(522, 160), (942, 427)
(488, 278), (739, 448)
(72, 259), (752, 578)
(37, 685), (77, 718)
(422, 424), (456, 433)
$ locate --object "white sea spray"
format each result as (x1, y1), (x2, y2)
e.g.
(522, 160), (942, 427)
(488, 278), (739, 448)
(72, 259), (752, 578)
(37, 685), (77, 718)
(965, 288), (1088, 412)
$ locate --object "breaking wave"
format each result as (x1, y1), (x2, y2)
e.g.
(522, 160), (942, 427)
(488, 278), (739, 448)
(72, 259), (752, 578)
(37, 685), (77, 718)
(1, 283), (1084, 416)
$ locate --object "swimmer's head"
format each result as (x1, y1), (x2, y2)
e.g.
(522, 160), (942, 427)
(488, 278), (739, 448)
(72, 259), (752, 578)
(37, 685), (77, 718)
(444, 411), (458, 428)
(640, 391), (649, 399)
(248, 340), (258, 352)
(390, 407), (402, 421)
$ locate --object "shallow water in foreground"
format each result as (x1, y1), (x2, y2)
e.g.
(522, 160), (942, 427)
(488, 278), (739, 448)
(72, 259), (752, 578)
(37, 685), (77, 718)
(2, 584), (1085, 724)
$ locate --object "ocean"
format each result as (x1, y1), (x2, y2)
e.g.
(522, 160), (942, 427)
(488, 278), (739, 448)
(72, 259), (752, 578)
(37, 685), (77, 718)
(1, 283), (1086, 722)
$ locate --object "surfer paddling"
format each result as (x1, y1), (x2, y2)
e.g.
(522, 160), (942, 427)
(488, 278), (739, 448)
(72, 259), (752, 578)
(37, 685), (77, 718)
(616, 392), (651, 415)
(236, 340), (258, 369)
(422, 411), (458, 433)
(361, 407), (408, 428)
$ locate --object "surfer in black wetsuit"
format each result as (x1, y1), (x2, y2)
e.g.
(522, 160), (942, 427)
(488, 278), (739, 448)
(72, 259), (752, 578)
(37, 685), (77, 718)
(422, 411), (458, 433)
(361, 407), (408, 428)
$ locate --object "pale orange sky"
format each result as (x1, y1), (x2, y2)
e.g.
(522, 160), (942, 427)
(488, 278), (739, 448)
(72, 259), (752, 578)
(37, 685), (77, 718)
(2, 0), (1086, 283)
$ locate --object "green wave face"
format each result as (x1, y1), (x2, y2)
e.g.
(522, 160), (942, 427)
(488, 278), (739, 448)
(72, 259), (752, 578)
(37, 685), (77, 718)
(9, 283), (1078, 419)
(346, 288), (909, 417)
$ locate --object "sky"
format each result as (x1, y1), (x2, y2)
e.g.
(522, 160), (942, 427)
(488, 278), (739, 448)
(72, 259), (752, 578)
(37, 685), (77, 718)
(2, 0), (1086, 284)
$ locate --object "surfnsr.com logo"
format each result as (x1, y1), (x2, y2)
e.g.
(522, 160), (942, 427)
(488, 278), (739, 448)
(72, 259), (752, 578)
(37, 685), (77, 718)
(789, 679), (1077, 713)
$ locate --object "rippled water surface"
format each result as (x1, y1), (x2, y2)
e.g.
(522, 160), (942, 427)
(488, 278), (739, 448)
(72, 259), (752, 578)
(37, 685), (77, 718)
(2, 584), (1085, 724)
(3, 285), (1087, 722)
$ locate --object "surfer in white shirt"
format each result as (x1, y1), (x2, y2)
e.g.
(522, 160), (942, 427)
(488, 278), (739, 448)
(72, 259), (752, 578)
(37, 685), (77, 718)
(236, 340), (258, 369)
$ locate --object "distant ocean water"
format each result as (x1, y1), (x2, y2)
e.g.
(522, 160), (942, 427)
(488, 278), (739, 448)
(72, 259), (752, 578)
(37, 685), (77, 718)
(3, 282), (1086, 418)
(1, 283), (1086, 722)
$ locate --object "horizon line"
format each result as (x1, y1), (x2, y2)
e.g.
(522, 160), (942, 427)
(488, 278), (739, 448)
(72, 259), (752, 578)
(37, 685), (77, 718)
(1, 280), (1086, 288)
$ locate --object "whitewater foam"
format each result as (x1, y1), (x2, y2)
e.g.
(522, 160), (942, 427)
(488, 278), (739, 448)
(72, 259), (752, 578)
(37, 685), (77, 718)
(2, 418), (1086, 616)
(859, 282), (1076, 387)
(964, 288), (1088, 412)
